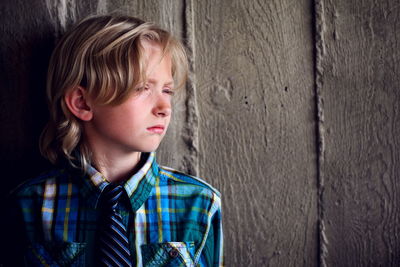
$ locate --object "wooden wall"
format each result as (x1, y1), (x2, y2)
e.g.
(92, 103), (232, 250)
(0, 0), (399, 266)
(317, 1), (400, 266)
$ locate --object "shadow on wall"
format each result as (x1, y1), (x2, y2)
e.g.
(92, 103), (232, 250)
(0, 14), (55, 198)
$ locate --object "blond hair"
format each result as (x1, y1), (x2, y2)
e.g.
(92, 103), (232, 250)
(40, 14), (188, 169)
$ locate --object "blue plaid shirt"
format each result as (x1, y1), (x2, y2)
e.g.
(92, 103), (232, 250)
(2, 152), (223, 266)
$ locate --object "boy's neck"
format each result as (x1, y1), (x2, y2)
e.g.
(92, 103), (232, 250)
(93, 151), (142, 184)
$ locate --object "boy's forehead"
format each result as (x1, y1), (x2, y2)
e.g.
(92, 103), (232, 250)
(142, 41), (164, 60)
(142, 41), (173, 81)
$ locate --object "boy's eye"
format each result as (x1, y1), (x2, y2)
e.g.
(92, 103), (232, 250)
(163, 88), (175, 96)
(135, 84), (149, 92)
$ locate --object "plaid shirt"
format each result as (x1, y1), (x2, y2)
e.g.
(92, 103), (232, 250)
(2, 152), (223, 267)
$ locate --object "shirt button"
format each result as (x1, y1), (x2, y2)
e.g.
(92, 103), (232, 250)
(169, 248), (179, 258)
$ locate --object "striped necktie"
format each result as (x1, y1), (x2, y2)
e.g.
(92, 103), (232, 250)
(98, 184), (132, 267)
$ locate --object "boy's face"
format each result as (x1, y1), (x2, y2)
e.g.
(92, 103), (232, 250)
(85, 42), (174, 155)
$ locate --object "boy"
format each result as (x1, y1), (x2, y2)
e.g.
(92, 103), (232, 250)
(2, 14), (223, 266)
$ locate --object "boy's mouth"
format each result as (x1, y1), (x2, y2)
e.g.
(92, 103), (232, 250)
(147, 125), (165, 134)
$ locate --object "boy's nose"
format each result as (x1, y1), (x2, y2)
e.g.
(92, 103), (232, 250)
(152, 95), (171, 117)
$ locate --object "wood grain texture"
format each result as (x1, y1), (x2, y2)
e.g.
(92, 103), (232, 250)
(317, 0), (400, 266)
(193, 1), (318, 266)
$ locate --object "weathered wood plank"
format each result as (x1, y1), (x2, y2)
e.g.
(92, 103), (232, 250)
(193, 1), (318, 266)
(317, 0), (400, 266)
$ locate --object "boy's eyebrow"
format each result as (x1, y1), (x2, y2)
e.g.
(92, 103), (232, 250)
(147, 78), (175, 87)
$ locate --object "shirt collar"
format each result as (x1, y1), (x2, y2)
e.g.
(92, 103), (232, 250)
(82, 152), (158, 211)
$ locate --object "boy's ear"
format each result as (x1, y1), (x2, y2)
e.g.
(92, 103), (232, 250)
(64, 86), (93, 121)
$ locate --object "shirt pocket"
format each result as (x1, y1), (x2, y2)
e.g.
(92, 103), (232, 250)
(141, 241), (196, 267)
(26, 242), (86, 267)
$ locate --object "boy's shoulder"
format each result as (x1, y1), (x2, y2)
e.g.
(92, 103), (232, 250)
(158, 165), (221, 198)
(11, 168), (73, 197)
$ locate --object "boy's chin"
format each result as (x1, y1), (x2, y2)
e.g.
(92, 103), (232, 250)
(135, 144), (162, 153)
(126, 137), (165, 154)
